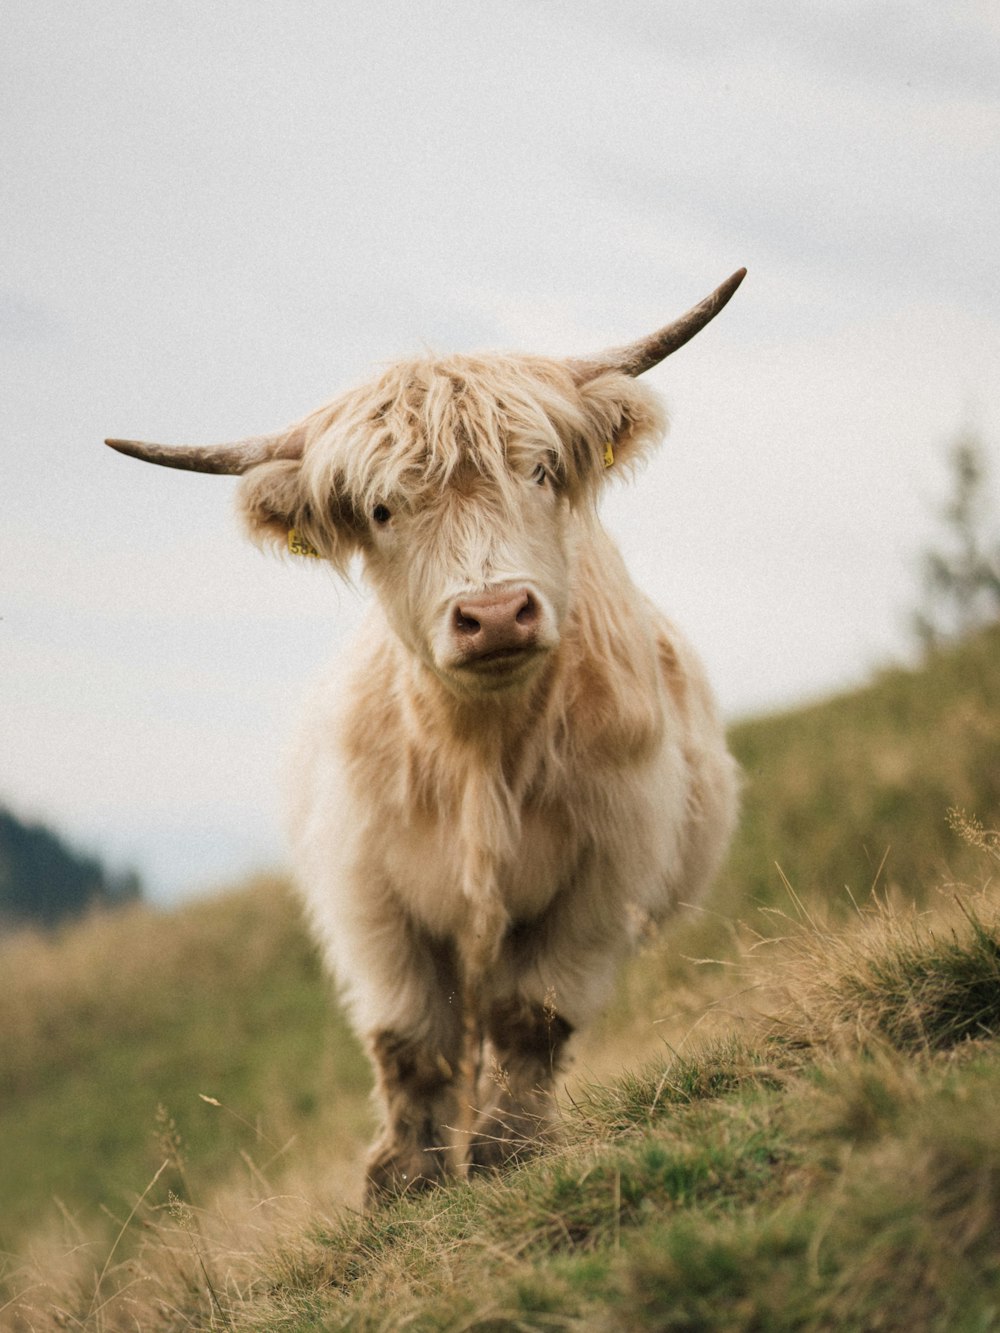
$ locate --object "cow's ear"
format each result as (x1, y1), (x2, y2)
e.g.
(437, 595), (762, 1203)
(575, 374), (667, 480)
(238, 459), (360, 573)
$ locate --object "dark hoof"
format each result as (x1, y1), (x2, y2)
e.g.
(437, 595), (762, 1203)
(468, 1107), (547, 1174)
(364, 1143), (450, 1208)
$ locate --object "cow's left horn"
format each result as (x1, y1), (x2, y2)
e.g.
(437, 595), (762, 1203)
(569, 268), (746, 381)
(104, 429), (304, 475)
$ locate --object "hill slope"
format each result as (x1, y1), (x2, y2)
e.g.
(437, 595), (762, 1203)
(2, 625), (998, 1328)
(721, 623), (999, 920)
(0, 879), (369, 1255)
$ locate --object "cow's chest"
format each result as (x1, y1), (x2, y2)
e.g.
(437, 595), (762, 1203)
(380, 801), (581, 939)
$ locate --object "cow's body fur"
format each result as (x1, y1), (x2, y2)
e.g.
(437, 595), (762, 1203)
(292, 519), (734, 1031)
(234, 352), (739, 1198)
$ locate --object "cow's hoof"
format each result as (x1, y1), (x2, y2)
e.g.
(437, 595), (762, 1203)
(363, 1143), (449, 1208)
(468, 1107), (546, 1174)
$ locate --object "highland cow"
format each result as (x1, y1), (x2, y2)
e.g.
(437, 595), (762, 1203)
(107, 269), (744, 1203)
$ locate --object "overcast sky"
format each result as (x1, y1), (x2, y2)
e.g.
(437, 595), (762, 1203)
(3, 2), (999, 901)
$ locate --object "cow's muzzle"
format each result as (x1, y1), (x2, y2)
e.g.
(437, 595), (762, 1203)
(450, 587), (542, 670)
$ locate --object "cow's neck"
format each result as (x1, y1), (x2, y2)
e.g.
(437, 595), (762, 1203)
(409, 649), (560, 785)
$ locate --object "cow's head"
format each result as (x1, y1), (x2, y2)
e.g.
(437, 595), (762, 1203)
(107, 270), (744, 695)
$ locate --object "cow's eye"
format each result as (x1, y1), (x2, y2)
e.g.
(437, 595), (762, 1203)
(531, 464), (548, 487)
(372, 504), (392, 525)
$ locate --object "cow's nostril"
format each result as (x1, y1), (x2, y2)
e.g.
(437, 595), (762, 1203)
(516, 593), (538, 626)
(454, 610), (481, 635)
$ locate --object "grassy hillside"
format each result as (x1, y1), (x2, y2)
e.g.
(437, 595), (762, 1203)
(0, 879), (370, 1255)
(723, 622), (999, 918)
(2, 625), (998, 1329)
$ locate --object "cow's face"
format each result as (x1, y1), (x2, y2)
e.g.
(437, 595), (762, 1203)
(238, 356), (665, 695)
(359, 449), (573, 695)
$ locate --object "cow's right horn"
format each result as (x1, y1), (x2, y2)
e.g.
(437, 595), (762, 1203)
(104, 427), (305, 475)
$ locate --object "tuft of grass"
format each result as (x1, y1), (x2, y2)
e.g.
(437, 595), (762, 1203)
(758, 886), (1000, 1057)
(565, 1036), (789, 1139)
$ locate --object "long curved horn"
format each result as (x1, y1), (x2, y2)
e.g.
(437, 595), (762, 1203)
(569, 268), (746, 381)
(104, 428), (304, 475)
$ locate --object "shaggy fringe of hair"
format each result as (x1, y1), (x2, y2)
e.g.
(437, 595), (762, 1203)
(237, 353), (666, 574)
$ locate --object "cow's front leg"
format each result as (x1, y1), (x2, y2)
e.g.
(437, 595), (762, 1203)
(469, 995), (573, 1172)
(351, 916), (465, 1207)
(365, 1024), (463, 1205)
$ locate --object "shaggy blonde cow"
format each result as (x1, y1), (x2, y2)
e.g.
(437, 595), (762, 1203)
(107, 270), (744, 1203)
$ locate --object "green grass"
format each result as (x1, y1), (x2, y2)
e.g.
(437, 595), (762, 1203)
(2, 626), (999, 1329)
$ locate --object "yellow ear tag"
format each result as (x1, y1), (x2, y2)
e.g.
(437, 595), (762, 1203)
(288, 528), (320, 558)
(603, 442), (615, 468)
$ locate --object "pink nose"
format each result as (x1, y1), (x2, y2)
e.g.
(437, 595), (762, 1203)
(452, 588), (540, 660)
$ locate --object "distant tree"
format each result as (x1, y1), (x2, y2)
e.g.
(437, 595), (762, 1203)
(914, 430), (1000, 649)
(0, 808), (141, 931)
